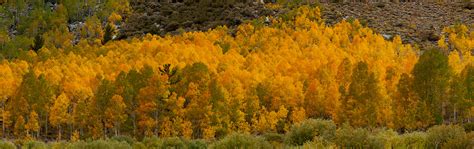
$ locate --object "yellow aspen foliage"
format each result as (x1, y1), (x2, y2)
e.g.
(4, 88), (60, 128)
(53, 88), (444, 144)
(1, 110), (12, 135)
(49, 93), (71, 140)
(25, 111), (40, 136)
(136, 76), (162, 136)
(180, 120), (193, 139)
(105, 94), (127, 135)
(184, 82), (214, 138)
(0, 5), (472, 139)
(442, 24), (474, 61)
(14, 115), (25, 138)
(234, 110), (251, 133)
(304, 80), (330, 118)
(0, 64), (19, 100)
(252, 106), (289, 133)
(277, 106), (289, 120)
(290, 107), (306, 124)
(105, 0), (131, 16)
(49, 93), (71, 128)
(449, 52), (464, 74)
(43, 25), (73, 49)
(202, 126), (216, 140)
(252, 107), (269, 133)
(108, 12), (122, 24)
(159, 117), (175, 138)
(70, 130), (80, 142)
(438, 35), (448, 50)
(80, 16), (104, 44)
(470, 107), (474, 118)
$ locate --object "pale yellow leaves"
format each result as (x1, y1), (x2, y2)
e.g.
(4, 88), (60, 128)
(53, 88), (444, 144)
(49, 93), (71, 127)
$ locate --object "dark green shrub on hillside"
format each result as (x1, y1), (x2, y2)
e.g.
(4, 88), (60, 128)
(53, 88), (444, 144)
(463, 122), (474, 132)
(48, 141), (70, 149)
(65, 141), (87, 149)
(142, 136), (163, 148)
(367, 128), (399, 148)
(442, 132), (474, 149)
(67, 140), (131, 149)
(426, 125), (466, 148)
(141, 136), (187, 149)
(210, 133), (272, 149)
(335, 126), (399, 148)
(131, 142), (147, 149)
(393, 131), (427, 149)
(0, 141), (15, 149)
(111, 135), (136, 145)
(161, 137), (187, 149)
(102, 24), (115, 45)
(297, 136), (334, 148)
(186, 139), (207, 149)
(22, 140), (48, 149)
(31, 34), (44, 52)
(49, 140), (133, 149)
(335, 124), (370, 148)
(285, 119), (337, 146)
(263, 133), (285, 148)
(263, 132), (285, 143)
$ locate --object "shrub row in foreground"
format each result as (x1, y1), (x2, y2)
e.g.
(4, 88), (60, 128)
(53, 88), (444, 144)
(1, 119), (472, 149)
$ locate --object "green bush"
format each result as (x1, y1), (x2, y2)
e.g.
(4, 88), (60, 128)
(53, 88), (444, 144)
(335, 124), (370, 148)
(141, 136), (186, 149)
(22, 140), (48, 149)
(210, 133), (272, 149)
(186, 139), (207, 149)
(335, 126), (399, 148)
(65, 141), (87, 149)
(367, 128), (399, 148)
(73, 140), (132, 149)
(161, 137), (186, 149)
(426, 125), (466, 148)
(142, 136), (163, 148)
(0, 140), (16, 149)
(131, 142), (147, 149)
(463, 122), (474, 132)
(263, 132), (285, 143)
(393, 131), (427, 149)
(263, 133), (285, 148)
(295, 136), (334, 149)
(285, 119), (336, 146)
(48, 141), (70, 149)
(442, 132), (474, 149)
(111, 135), (136, 145)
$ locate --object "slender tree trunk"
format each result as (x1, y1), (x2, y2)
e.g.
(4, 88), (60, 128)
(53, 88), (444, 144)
(154, 110), (159, 136)
(2, 100), (5, 138)
(58, 125), (62, 141)
(115, 124), (118, 136)
(80, 127), (84, 139)
(132, 113), (136, 136)
(453, 105), (457, 124)
(103, 120), (107, 138)
(45, 113), (49, 140)
(442, 102), (446, 124)
(38, 114), (43, 139)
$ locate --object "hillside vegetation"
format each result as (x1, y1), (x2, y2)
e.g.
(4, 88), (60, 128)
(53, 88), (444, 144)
(0, 1), (473, 148)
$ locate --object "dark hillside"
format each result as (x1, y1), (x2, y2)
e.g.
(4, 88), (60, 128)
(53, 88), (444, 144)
(122, 1), (473, 49)
(323, 2), (474, 48)
(121, 1), (282, 37)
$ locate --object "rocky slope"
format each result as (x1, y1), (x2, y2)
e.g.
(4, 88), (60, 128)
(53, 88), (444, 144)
(322, 2), (474, 48)
(121, 1), (473, 49)
(120, 2), (282, 38)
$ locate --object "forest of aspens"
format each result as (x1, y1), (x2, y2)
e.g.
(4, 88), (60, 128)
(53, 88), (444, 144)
(0, 0), (473, 148)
